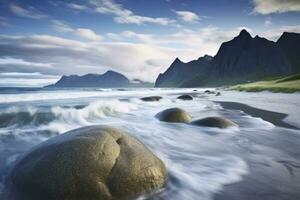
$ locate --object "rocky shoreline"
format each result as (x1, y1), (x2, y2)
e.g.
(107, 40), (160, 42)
(1, 90), (300, 200)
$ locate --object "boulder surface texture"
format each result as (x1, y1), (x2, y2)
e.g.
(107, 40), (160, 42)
(9, 126), (167, 200)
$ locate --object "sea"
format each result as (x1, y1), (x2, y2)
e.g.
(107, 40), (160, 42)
(0, 87), (300, 200)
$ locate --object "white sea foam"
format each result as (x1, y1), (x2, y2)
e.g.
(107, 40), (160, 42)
(162, 154), (248, 200)
(0, 88), (212, 103)
(47, 99), (137, 133)
(4, 105), (37, 115)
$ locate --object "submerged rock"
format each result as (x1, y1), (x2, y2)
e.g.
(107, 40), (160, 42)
(8, 126), (167, 200)
(156, 108), (192, 123)
(141, 96), (162, 102)
(215, 92), (221, 96)
(177, 95), (193, 100)
(191, 117), (237, 128)
(204, 90), (216, 94)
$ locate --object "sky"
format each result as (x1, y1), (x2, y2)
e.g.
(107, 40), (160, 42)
(0, 0), (300, 86)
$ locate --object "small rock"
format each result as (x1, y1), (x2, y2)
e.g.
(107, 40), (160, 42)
(156, 108), (192, 123)
(141, 96), (162, 102)
(177, 95), (193, 100)
(191, 117), (237, 128)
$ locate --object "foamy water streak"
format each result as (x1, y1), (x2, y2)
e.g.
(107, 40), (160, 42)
(0, 88), (212, 103)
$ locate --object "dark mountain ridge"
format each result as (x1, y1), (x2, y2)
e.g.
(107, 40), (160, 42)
(277, 32), (300, 73)
(155, 55), (212, 87)
(47, 70), (130, 88)
(155, 30), (300, 87)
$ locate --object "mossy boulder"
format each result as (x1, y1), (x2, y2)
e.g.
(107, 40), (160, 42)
(177, 95), (193, 100)
(8, 126), (167, 200)
(156, 108), (192, 123)
(141, 96), (162, 102)
(191, 117), (237, 128)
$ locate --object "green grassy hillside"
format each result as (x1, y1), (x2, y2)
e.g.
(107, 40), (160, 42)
(230, 74), (300, 93)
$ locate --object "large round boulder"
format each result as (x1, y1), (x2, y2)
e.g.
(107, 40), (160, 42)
(141, 96), (162, 102)
(177, 95), (193, 101)
(156, 108), (192, 123)
(8, 126), (167, 200)
(191, 117), (238, 128)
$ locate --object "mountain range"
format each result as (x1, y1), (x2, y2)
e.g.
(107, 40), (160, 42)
(155, 29), (300, 87)
(47, 70), (130, 88)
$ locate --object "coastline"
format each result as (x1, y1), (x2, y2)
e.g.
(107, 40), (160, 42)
(208, 90), (300, 129)
(215, 101), (299, 130)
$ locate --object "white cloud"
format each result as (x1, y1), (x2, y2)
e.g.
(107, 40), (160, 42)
(107, 33), (123, 40)
(76, 28), (103, 41)
(52, 20), (74, 32)
(0, 72), (59, 87)
(0, 34), (198, 82)
(109, 27), (253, 56)
(0, 17), (10, 27)
(253, 0), (300, 14)
(52, 20), (103, 41)
(175, 11), (200, 23)
(0, 57), (53, 68)
(264, 19), (272, 27)
(10, 4), (47, 19)
(0, 72), (42, 76)
(77, 0), (177, 26)
(67, 3), (88, 11)
(0, 27), (249, 82)
(259, 25), (300, 40)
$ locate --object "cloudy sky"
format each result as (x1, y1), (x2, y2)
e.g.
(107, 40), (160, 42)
(0, 0), (300, 86)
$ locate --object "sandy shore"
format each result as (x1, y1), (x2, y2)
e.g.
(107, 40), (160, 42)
(213, 100), (300, 200)
(208, 90), (300, 128)
(216, 101), (299, 130)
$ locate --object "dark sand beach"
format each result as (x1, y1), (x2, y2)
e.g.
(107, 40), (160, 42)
(216, 101), (299, 130)
(214, 101), (300, 200)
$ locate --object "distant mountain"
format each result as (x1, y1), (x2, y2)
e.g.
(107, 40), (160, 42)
(155, 29), (300, 87)
(47, 70), (130, 88)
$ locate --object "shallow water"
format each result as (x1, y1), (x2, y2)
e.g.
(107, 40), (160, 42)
(0, 87), (299, 200)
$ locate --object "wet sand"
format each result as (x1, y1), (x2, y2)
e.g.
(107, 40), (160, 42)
(215, 101), (299, 130)
(214, 101), (300, 200)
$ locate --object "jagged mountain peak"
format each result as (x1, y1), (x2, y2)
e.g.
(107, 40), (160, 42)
(155, 30), (299, 88)
(277, 32), (300, 43)
(238, 29), (252, 38)
(173, 57), (183, 64)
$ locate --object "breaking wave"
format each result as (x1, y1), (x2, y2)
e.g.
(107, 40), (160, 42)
(0, 100), (137, 133)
